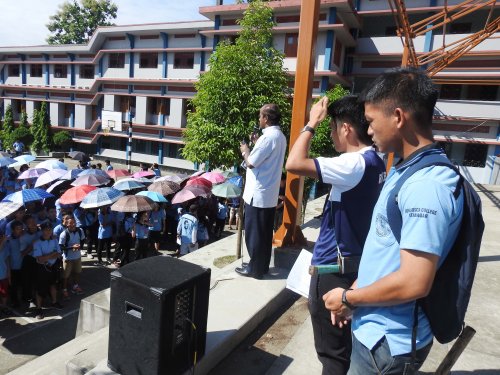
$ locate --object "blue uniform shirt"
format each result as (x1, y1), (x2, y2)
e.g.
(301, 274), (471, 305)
(134, 222), (149, 239)
(0, 243), (8, 280)
(98, 209), (113, 239)
(177, 213), (198, 245)
(5, 236), (23, 270)
(149, 209), (165, 231)
(33, 238), (60, 266)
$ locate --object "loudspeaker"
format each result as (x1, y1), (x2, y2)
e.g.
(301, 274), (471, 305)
(108, 256), (211, 375)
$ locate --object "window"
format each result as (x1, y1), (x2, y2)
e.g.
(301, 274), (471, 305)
(439, 85), (461, 100)
(467, 85), (498, 101)
(174, 53), (195, 69)
(64, 104), (74, 119)
(148, 98), (170, 115)
(120, 96), (136, 113)
(109, 53), (125, 68)
(54, 64), (67, 78)
(139, 53), (158, 69)
(284, 33), (298, 57)
(8, 64), (20, 77)
(30, 64), (43, 77)
(333, 38), (343, 67)
(167, 143), (182, 159)
(385, 26), (397, 36)
(463, 144), (487, 168)
(80, 64), (94, 79)
(450, 23), (472, 34)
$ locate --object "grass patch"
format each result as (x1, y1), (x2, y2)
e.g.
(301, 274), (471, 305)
(213, 255), (238, 268)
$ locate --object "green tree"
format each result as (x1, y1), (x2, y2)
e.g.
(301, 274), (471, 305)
(19, 111), (29, 129)
(11, 127), (33, 148)
(182, 0), (291, 169)
(31, 102), (53, 153)
(53, 131), (73, 150)
(46, 0), (117, 45)
(1, 105), (15, 150)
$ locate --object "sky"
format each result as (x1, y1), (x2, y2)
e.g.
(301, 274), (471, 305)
(0, 0), (216, 47)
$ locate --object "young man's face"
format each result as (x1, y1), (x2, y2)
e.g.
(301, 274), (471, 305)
(42, 227), (53, 239)
(330, 120), (346, 153)
(48, 209), (57, 220)
(26, 218), (37, 232)
(12, 225), (23, 238)
(67, 218), (76, 231)
(365, 103), (397, 154)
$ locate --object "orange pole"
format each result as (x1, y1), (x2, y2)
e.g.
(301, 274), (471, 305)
(273, 0), (320, 248)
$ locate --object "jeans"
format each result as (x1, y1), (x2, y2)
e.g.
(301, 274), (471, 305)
(348, 334), (432, 375)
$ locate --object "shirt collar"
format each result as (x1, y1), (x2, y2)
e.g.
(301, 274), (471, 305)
(262, 125), (280, 134)
(394, 143), (443, 171)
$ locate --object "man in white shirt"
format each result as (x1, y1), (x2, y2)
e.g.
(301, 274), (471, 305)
(238, 103), (287, 279)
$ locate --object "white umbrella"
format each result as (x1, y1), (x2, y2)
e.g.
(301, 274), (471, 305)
(37, 159), (68, 170)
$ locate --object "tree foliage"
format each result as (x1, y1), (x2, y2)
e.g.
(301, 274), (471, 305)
(19, 111), (29, 129)
(53, 131), (73, 150)
(31, 102), (53, 153)
(182, 0), (291, 169)
(1, 105), (15, 150)
(46, 0), (117, 45)
(11, 127), (33, 148)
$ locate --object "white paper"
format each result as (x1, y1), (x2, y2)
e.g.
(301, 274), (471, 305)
(286, 249), (313, 298)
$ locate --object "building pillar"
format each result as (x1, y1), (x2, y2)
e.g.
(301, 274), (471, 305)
(68, 53), (75, 87)
(213, 15), (220, 48)
(160, 32), (168, 79)
(127, 33), (135, 95)
(19, 54), (26, 86)
(98, 57), (104, 77)
(200, 35), (207, 72)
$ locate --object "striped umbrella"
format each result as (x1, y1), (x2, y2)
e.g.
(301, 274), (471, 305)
(0, 202), (23, 220)
(34, 169), (67, 187)
(18, 168), (48, 179)
(2, 188), (54, 204)
(71, 174), (110, 187)
(60, 169), (84, 180)
(113, 179), (146, 192)
(80, 187), (124, 209)
(9, 154), (36, 167)
(147, 181), (180, 196)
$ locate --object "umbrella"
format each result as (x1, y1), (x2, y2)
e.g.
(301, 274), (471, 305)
(0, 152), (11, 157)
(2, 188), (54, 204)
(228, 175), (243, 188)
(68, 151), (90, 161)
(136, 191), (168, 203)
(34, 169), (67, 188)
(47, 179), (71, 194)
(71, 174), (110, 187)
(119, 177), (153, 185)
(0, 157), (17, 167)
(113, 179), (146, 192)
(36, 159), (68, 170)
(111, 195), (156, 213)
(202, 171), (226, 184)
(156, 174), (185, 184)
(60, 185), (98, 204)
(191, 170), (204, 177)
(60, 169), (84, 180)
(80, 187), (124, 209)
(0, 202), (23, 220)
(9, 154), (36, 167)
(212, 182), (242, 198)
(132, 170), (155, 179)
(186, 177), (213, 189)
(147, 181), (181, 196)
(18, 168), (48, 179)
(221, 170), (239, 178)
(107, 169), (131, 179)
(171, 186), (209, 204)
(78, 169), (109, 178)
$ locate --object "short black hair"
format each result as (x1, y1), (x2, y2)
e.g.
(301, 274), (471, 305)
(261, 104), (281, 124)
(40, 222), (53, 231)
(105, 160), (111, 164)
(328, 95), (372, 145)
(10, 220), (23, 231)
(359, 67), (438, 128)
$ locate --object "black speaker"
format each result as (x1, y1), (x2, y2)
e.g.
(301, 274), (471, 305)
(108, 256), (211, 375)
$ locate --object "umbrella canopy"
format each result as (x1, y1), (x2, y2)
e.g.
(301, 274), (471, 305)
(132, 170), (155, 179)
(36, 159), (68, 170)
(202, 171), (226, 184)
(78, 169), (109, 178)
(2, 188), (54, 204)
(186, 177), (213, 189)
(18, 168), (48, 179)
(107, 169), (131, 179)
(136, 191), (168, 203)
(80, 187), (124, 209)
(171, 186), (209, 204)
(191, 170), (204, 177)
(212, 182), (242, 198)
(228, 175), (243, 188)
(155, 174), (185, 184)
(0, 157), (17, 167)
(0, 202), (23, 220)
(113, 179), (145, 192)
(9, 154), (36, 167)
(60, 169), (83, 180)
(119, 177), (153, 185)
(0, 152), (11, 157)
(71, 174), (110, 187)
(34, 169), (67, 187)
(147, 181), (181, 196)
(68, 151), (90, 161)
(60, 185), (98, 204)
(221, 170), (239, 178)
(111, 195), (156, 213)
(47, 179), (71, 194)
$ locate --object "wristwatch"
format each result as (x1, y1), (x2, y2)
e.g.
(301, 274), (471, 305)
(301, 125), (315, 136)
(341, 289), (356, 310)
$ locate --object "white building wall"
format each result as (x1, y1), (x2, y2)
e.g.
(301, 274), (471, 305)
(102, 40), (129, 50)
(50, 102), (63, 126)
(27, 76), (45, 86)
(102, 53), (130, 79)
(75, 104), (91, 130)
(25, 101), (35, 122)
(169, 37), (202, 48)
(4, 70), (22, 85)
(103, 95), (118, 112)
(134, 38), (162, 49)
(135, 96), (147, 125)
(359, 0), (430, 11)
(167, 53), (201, 79)
(435, 100), (500, 121)
(134, 52), (162, 79)
(169, 98), (184, 128)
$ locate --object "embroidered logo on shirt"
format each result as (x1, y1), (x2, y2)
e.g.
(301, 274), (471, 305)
(404, 208), (437, 218)
(375, 213), (391, 237)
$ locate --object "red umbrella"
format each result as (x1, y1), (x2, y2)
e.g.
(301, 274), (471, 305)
(185, 177), (213, 189)
(107, 169), (131, 179)
(59, 185), (97, 204)
(202, 171), (226, 184)
(171, 186), (209, 204)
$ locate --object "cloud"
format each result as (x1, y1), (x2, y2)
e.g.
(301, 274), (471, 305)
(0, 0), (214, 47)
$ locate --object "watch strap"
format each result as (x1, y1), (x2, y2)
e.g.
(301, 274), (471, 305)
(301, 125), (315, 136)
(342, 288), (356, 310)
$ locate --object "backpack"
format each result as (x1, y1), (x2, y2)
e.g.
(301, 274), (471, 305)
(63, 228), (85, 253)
(386, 153), (484, 344)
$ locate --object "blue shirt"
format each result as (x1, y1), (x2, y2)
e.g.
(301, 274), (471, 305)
(53, 224), (66, 240)
(352, 148), (464, 356)
(134, 222), (149, 239)
(217, 203), (228, 220)
(73, 207), (85, 228)
(106, 165), (113, 171)
(59, 228), (85, 260)
(124, 216), (135, 234)
(98, 209), (113, 239)
(0, 243), (8, 280)
(20, 230), (41, 257)
(177, 213), (198, 245)
(33, 238), (60, 266)
(149, 209), (165, 231)
(5, 236), (23, 270)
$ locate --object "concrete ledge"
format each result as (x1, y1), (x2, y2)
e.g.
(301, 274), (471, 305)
(76, 289), (110, 337)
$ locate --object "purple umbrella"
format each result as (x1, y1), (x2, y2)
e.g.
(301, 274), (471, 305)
(71, 174), (110, 187)
(60, 169), (83, 180)
(34, 169), (67, 187)
(18, 168), (48, 180)
(78, 169), (109, 178)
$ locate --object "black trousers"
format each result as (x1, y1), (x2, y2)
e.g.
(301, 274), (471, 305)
(134, 238), (149, 260)
(309, 272), (356, 375)
(21, 255), (37, 301)
(97, 238), (112, 262)
(244, 203), (276, 277)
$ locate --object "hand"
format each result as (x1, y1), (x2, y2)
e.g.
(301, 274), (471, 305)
(240, 143), (250, 156)
(330, 311), (352, 328)
(323, 287), (351, 318)
(309, 96), (329, 128)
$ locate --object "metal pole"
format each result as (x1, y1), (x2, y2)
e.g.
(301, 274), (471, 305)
(127, 120), (132, 172)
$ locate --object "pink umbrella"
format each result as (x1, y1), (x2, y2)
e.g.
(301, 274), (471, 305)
(34, 169), (67, 187)
(202, 171), (226, 184)
(132, 170), (156, 179)
(18, 168), (48, 180)
(171, 186), (209, 204)
(71, 174), (110, 187)
(191, 170), (204, 177)
(156, 174), (187, 184)
(186, 176), (213, 189)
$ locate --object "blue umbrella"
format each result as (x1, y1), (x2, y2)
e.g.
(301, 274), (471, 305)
(0, 156), (17, 167)
(9, 154), (36, 167)
(228, 175), (243, 188)
(113, 179), (146, 191)
(61, 169), (83, 180)
(79, 187), (125, 209)
(2, 188), (54, 204)
(136, 190), (168, 203)
(78, 169), (109, 178)
(36, 159), (68, 170)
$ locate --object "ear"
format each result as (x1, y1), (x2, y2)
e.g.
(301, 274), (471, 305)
(393, 108), (406, 130)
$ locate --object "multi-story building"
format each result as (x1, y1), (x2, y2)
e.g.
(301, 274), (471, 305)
(0, 0), (498, 183)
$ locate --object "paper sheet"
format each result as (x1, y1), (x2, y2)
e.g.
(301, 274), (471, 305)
(286, 249), (313, 298)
